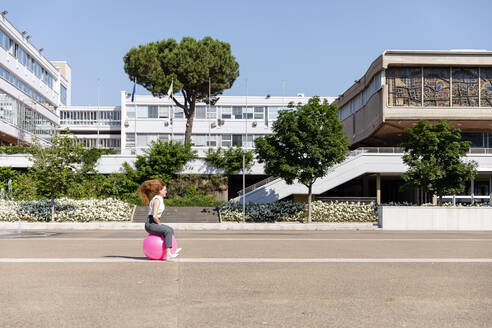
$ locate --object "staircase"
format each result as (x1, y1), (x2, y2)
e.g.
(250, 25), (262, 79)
(132, 206), (219, 223)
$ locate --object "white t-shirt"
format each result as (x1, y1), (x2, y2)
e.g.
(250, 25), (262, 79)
(148, 195), (165, 218)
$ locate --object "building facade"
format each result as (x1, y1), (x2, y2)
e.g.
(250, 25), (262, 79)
(0, 13), (70, 146)
(334, 50), (492, 149)
(59, 93), (335, 155)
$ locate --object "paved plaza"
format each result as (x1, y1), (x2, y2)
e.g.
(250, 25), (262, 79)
(0, 230), (491, 327)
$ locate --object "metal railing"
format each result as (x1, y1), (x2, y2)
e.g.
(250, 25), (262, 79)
(237, 176), (278, 196)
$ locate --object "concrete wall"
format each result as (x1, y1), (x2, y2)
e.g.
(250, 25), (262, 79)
(379, 206), (492, 230)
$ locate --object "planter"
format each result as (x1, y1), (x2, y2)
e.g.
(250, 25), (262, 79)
(378, 206), (492, 230)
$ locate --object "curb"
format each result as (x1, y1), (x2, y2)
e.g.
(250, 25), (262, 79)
(0, 221), (379, 231)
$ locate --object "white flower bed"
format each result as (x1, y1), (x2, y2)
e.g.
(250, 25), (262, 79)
(294, 201), (377, 222)
(0, 198), (133, 222)
(220, 200), (377, 222)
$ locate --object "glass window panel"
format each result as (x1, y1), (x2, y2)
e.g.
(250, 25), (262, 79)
(195, 106), (206, 119)
(268, 107), (279, 121)
(480, 68), (492, 107)
(136, 134), (147, 147)
(137, 105), (148, 118)
(148, 105), (158, 118)
(232, 134), (242, 146)
(221, 107), (232, 119)
(254, 107), (264, 119)
(158, 106), (170, 118)
(221, 134), (232, 147)
(192, 134), (207, 147)
(452, 68), (479, 107)
(462, 132), (484, 148)
(207, 135), (217, 147)
(207, 106), (217, 119)
(172, 134), (185, 144)
(424, 68), (450, 106)
(386, 67), (422, 106)
(232, 106), (242, 119)
(174, 108), (184, 118)
(126, 105), (135, 118)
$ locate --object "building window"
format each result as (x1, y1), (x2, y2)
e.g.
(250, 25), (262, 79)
(221, 107), (232, 119)
(268, 107), (280, 121)
(158, 106), (170, 118)
(126, 134), (135, 148)
(386, 67), (422, 106)
(174, 108), (184, 118)
(254, 107), (264, 120)
(242, 107), (253, 119)
(126, 105), (135, 118)
(137, 133), (158, 147)
(159, 134), (169, 142)
(452, 68), (479, 107)
(148, 105), (158, 118)
(192, 134), (207, 147)
(172, 134), (185, 144)
(480, 68), (492, 107)
(462, 132), (484, 148)
(222, 134), (232, 147)
(232, 106), (242, 119)
(232, 134), (242, 146)
(60, 85), (67, 105)
(207, 106), (217, 119)
(196, 106), (206, 119)
(207, 135), (217, 147)
(424, 68), (450, 107)
(136, 105), (149, 118)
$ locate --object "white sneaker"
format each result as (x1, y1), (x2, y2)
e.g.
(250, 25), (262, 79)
(174, 248), (182, 255)
(167, 250), (181, 260)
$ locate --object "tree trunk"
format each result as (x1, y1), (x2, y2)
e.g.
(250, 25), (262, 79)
(439, 194), (443, 206)
(50, 191), (55, 222)
(307, 185), (312, 224)
(185, 114), (195, 144)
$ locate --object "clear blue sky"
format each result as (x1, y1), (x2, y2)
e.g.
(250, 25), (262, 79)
(3, 0), (492, 106)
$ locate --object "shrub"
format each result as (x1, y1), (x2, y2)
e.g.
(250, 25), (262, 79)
(219, 200), (377, 223)
(0, 198), (133, 222)
(0, 145), (33, 154)
(165, 194), (225, 207)
(219, 201), (304, 222)
(293, 201), (377, 222)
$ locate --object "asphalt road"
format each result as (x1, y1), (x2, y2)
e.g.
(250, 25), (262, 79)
(0, 230), (491, 328)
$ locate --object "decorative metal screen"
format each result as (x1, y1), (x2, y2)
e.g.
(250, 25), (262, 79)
(387, 67), (422, 106)
(452, 68), (479, 107)
(480, 68), (492, 107)
(424, 68), (450, 106)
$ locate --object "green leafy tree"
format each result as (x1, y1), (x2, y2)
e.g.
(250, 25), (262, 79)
(123, 36), (240, 143)
(255, 97), (349, 223)
(125, 140), (197, 183)
(205, 146), (254, 175)
(29, 132), (86, 221)
(401, 120), (477, 205)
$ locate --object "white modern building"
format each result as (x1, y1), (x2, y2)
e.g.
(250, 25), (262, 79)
(0, 12), (71, 146)
(59, 93), (335, 155)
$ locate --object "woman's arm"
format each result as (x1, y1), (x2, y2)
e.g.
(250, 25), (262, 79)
(153, 198), (161, 224)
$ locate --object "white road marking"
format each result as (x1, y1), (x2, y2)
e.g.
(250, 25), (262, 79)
(1, 238), (492, 241)
(0, 258), (492, 263)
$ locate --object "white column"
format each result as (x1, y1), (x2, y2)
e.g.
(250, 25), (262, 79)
(376, 174), (381, 205)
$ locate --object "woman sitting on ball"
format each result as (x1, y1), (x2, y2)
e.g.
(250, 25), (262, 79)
(138, 179), (181, 259)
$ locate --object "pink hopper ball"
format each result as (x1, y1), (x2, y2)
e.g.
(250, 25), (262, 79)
(142, 234), (178, 260)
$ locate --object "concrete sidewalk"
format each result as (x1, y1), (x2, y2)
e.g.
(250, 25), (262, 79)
(0, 221), (378, 231)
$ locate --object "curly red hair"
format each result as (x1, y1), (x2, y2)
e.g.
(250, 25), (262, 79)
(137, 179), (166, 206)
